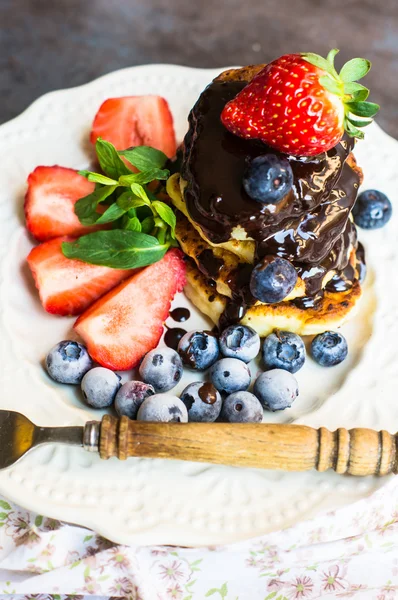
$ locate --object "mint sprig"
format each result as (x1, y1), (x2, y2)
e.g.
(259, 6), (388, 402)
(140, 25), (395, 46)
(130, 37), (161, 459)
(302, 49), (379, 140)
(61, 138), (176, 269)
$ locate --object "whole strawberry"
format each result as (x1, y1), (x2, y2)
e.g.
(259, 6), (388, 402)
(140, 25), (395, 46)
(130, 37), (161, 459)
(221, 49), (379, 156)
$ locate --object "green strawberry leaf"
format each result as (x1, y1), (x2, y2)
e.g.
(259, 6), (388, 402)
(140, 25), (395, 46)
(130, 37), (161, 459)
(96, 138), (131, 179)
(345, 116), (373, 128)
(344, 82), (369, 101)
(319, 75), (344, 96)
(345, 101), (380, 117)
(74, 185), (118, 225)
(340, 58), (371, 82)
(118, 146), (168, 171)
(345, 120), (365, 139)
(326, 48), (339, 66)
(78, 171), (118, 185)
(301, 52), (338, 78)
(62, 230), (169, 269)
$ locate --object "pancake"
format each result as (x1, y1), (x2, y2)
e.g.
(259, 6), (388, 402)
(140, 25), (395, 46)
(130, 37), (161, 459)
(168, 64), (366, 333)
(173, 207), (345, 301)
(184, 260), (362, 337)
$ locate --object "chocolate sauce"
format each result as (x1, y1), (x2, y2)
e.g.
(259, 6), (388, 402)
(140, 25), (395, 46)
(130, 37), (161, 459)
(356, 242), (367, 284)
(197, 249), (224, 279)
(170, 307), (191, 322)
(164, 327), (187, 350)
(181, 79), (364, 325)
(198, 382), (218, 405)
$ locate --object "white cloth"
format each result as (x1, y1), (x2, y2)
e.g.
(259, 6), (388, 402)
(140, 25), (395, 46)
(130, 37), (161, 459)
(1, 477), (398, 599)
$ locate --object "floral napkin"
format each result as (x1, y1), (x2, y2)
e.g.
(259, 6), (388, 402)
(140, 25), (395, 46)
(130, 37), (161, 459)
(0, 476), (398, 600)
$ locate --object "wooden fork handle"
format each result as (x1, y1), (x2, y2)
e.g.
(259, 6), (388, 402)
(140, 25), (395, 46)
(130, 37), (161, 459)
(99, 415), (398, 476)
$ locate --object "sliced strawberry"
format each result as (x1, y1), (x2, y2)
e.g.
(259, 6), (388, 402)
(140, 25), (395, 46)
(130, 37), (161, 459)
(25, 166), (99, 242)
(27, 237), (133, 316)
(74, 248), (186, 370)
(90, 96), (177, 158)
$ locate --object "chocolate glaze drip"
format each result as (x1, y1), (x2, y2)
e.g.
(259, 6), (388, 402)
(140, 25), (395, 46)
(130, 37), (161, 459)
(182, 80), (365, 325)
(164, 327), (187, 350)
(198, 382), (218, 405)
(170, 307), (191, 322)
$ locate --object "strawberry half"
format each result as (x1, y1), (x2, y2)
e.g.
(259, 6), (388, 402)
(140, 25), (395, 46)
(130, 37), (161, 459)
(221, 49), (379, 156)
(74, 248), (186, 370)
(27, 237), (133, 316)
(25, 166), (100, 242)
(90, 96), (177, 158)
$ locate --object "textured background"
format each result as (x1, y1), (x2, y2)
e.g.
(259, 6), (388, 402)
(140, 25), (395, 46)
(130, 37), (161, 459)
(1, 0), (397, 136)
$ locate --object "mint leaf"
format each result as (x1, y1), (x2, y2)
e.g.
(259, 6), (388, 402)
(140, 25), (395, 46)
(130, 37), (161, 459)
(78, 171), (118, 185)
(346, 101), (379, 118)
(119, 146), (168, 171)
(340, 58), (371, 82)
(130, 183), (151, 206)
(119, 169), (169, 187)
(129, 168), (169, 185)
(95, 203), (126, 224)
(319, 75), (343, 96)
(62, 230), (168, 269)
(152, 201), (176, 235)
(96, 138), (131, 179)
(344, 82), (369, 101)
(141, 216), (155, 234)
(123, 216), (142, 232)
(117, 193), (149, 211)
(75, 185), (118, 225)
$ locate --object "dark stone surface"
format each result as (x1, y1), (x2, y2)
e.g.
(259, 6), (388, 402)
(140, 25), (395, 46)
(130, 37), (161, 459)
(1, 0), (397, 137)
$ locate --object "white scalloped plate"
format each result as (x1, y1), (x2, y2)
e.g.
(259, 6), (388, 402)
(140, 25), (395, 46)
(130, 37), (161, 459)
(0, 65), (397, 547)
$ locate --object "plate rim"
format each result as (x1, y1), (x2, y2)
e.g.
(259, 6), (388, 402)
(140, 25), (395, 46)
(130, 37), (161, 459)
(0, 63), (396, 547)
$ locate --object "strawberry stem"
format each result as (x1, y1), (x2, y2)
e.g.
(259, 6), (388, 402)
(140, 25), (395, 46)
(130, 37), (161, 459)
(301, 49), (379, 140)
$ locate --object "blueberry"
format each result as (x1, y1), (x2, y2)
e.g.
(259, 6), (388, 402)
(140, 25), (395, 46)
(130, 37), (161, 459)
(311, 331), (348, 367)
(243, 154), (293, 204)
(253, 369), (298, 411)
(139, 348), (183, 392)
(178, 330), (220, 371)
(353, 190), (392, 230)
(219, 325), (260, 363)
(115, 381), (155, 419)
(137, 394), (188, 422)
(210, 358), (251, 394)
(221, 391), (263, 423)
(262, 331), (305, 373)
(81, 367), (121, 408)
(180, 382), (222, 422)
(45, 340), (93, 384)
(250, 257), (297, 304)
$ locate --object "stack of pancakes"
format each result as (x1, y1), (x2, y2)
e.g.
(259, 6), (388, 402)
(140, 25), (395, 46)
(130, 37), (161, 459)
(167, 65), (365, 336)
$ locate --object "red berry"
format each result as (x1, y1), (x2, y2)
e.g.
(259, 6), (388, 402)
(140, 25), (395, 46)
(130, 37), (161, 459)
(91, 96), (177, 159)
(24, 166), (102, 242)
(74, 248), (186, 370)
(27, 237), (133, 316)
(221, 54), (350, 156)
